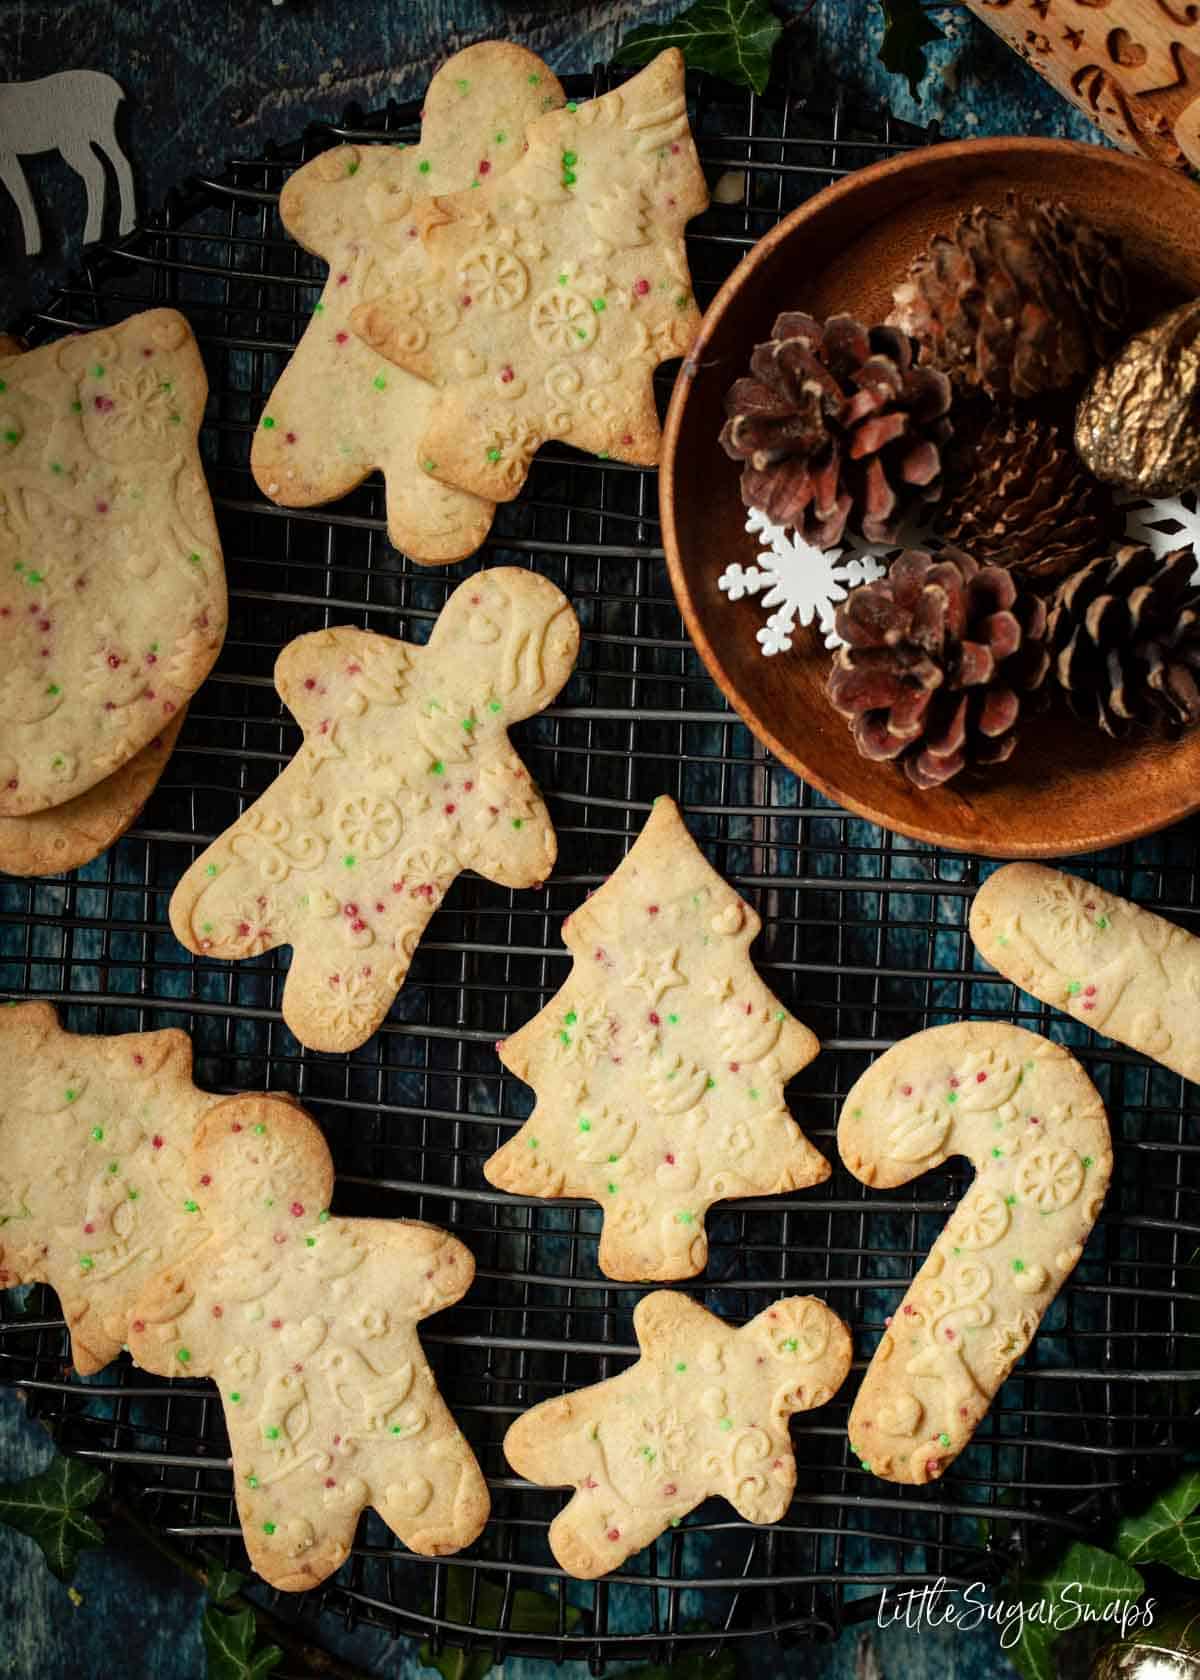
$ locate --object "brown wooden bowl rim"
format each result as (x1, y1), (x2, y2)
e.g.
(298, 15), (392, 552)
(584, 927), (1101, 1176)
(661, 135), (1200, 858)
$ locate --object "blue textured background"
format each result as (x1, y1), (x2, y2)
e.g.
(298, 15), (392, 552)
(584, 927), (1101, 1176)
(0, 3), (1108, 1676)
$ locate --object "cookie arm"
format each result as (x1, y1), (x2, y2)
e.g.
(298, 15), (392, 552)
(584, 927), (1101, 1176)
(839, 1023), (1110, 1485)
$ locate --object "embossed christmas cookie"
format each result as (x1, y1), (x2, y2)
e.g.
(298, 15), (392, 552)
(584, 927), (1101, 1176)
(253, 42), (565, 562)
(484, 796), (829, 1280)
(971, 862), (1200, 1087)
(350, 48), (707, 502)
(0, 310), (226, 816)
(505, 1290), (852, 1577)
(0, 1001), (215, 1374)
(840, 1022), (1111, 1485)
(128, 1093), (489, 1590)
(169, 568), (579, 1053)
(0, 710), (183, 876)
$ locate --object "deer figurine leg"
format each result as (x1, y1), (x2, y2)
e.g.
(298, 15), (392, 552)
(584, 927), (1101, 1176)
(59, 140), (108, 244)
(94, 124), (136, 236)
(0, 150), (41, 256)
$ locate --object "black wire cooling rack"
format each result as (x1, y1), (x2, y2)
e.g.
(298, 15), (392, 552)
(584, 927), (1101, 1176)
(2, 57), (1199, 1675)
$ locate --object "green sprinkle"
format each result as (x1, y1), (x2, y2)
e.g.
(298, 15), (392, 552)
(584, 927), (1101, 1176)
(749, 1088), (760, 1101)
(1083, 1155), (1093, 1168)
(574, 325), (586, 339)
(1067, 980), (1082, 996)
(1097, 916), (1109, 930)
(91, 364), (105, 379)
(947, 1090), (958, 1104)
(667, 1013), (679, 1025)
(784, 1337), (798, 1352)
(254, 1124), (266, 1136)
(342, 854), (356, 868)
(939, 1432), (951, 1447)
(991, 1147), (1003, 1159)
(0, 379), (4, 392)
(674, 1210), (694, 1224)
(640, 1446), (655, 1461)
(676, 294), (690, 310)
(563, 172), (577, 187)
(247, 1475), (259, 1489)
(528, 72), (541, 84)
(313, 300), (325, 314)
(261, 416), (276, 430)
(418, 160), (431, 175)
(1005, 1194), (1017, 1206)
(512, 818), (524, 830)
(557, 273), (568, 286)
(128, 1189), (139, 1202)
(606, 1181), (618, 1195)
(205, 863), (218, 877)
(456, 78), (470, 93)
(705, 1076), (715, 1090)
(423, 460), (436, 473)
(265, 1426), (280, 1440)
(528, 1137), (539, 1150)
(230, 1391), (241, 1404)
(46, 684), (60, 697)
(1012, 1259), (1025, 1273)
(591, 297), (605, 313)
(79, 1255), (93, 1272)
(488, 700), (502, 713)
(50, 461), (64, 475)
(64, 1088), (77, 1104)
(70, 400), (83, 414)
(430, 759), (444, 776)
(578, 1118), (591, 1132)
(188, 552), (202, 567)
(107, 1162), (118, 1176)
(598, 450), (609, 460)
(718, 1417), (732, 1432)
(183, 1199), (199, 1213)
(346, 158), (359, 175)
(486, 446), (502, 462)
(263, 1521), (276, 1536)
(177, 1347), (190, 1364)
(675, 1361), (687, 1372)
(564, 1010), (578, 1026)
(3, 429), (19, 445)
(567, 100), (578, 111)
(461, 717), (475, 733)
(373, 374), (387, 391)
(562, 151), (577, 167)
(318, 1210), (330, 1223)
(90, 1126), (104, 1142)
(391, 1424), (405, 1434)
(305, 1237), (316, 1247)
(495, 131), (507, 143)
(559, 1031), (571, 1047)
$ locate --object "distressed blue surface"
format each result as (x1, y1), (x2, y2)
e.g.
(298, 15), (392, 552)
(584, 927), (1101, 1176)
(0, 3), (1112, 1675)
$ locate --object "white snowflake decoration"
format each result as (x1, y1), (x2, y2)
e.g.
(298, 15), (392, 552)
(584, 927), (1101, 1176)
(719, 510), (939, 657)
(1120, 486), (1200, 579)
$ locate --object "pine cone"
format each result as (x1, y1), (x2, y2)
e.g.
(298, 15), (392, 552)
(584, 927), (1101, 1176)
(1047, 543), (1200, 737)
(719, 312), (952, 547)
(827, 547), (1049, 789)
(888, 194), (1128, 400)
(939, 407), (1114, 586)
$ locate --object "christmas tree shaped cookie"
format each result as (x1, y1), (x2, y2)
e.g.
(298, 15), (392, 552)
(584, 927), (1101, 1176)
(170, 569), (579, 1053)
(0, 311), (226, 815)
(0, 1002), (215, 1373)
(129, 1093), (489, 1590)
(485, 797), (829, 1279)
(505, 1290), (852, 1577)
(252, 43), (565, 562)
(349, 49), (707, 504)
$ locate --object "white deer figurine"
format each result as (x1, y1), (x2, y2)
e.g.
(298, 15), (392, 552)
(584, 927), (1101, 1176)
(1, 70), (136, 257)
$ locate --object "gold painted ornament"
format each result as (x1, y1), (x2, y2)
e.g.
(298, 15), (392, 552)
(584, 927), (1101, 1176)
(1076, 298), (1200, 498)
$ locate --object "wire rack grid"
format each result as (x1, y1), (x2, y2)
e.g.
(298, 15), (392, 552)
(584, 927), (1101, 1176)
(1, 58), (1198, 1674)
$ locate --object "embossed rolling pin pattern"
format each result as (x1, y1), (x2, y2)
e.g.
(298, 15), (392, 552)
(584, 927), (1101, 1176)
(485, 796), (830, 1280)
(253, 42), (566, 563)
(840, 1022), (1111, 1486)
(504, 1291), (852, 1578)
(0, 310), (226, 818)
(971, 863), (1200, 1086)
(128, 1093), (489, 1591)
(169, 569), (580, 1053)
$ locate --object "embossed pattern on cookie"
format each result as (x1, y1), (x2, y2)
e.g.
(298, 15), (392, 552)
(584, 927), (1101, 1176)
(505, 1290), (852, 1578)
(0, 1001), (215, 1373)
(971, 862), (1200, 1086)
(169, 569), (580, 1053)
(128, 1093), (489, 1590)
(349, 48), (708, 504)
(252, 43), (565, 563)
(485, 796), (829, 1280)
(0, 311), (226, 816)
(840, 1022), (1111, 1485)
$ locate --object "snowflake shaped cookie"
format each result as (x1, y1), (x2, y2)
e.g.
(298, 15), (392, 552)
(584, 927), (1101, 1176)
(505, 1290), (851, 1576)
(484, 796), (829, 1279)
(129, 1094), (489, 1589)
(252, 43), (565, 563)
(1121, 484), (1200, 576)
(169, 570), (579, 1053)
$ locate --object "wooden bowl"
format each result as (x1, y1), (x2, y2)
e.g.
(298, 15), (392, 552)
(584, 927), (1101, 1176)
(662, 139), (1200, 858)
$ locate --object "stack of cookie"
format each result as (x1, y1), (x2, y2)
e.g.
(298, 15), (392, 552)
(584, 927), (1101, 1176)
(0, 311), (226, 875)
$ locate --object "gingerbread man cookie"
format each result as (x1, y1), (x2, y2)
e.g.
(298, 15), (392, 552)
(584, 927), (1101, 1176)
(0, 1001), (215, 1373)
(0, 310), (226, 816)
(840, 1022), (1111, 1484)
(129, 1093), (489, 1590)
(505, 1290), (852, 1577)
(350, 49), (707, 503)
(253, 43), (565, 562)
(169, 569), (579, 1052)
(486, 796), (829, 1279)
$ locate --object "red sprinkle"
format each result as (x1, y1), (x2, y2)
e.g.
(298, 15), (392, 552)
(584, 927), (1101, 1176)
(479, 159), (491, 175)
(132, 1320), (145, 1333)
(231, 1122), (243, 1133)
(271, 1319), (282, 1330)
(325, 1477), (336, 1488)
(290, 1202), (305, 1217)
(213, 1305), (223, 1318)
(107, 653), (122, 669)
(152, 1135), (163, 1149)
(500, 366), (514, 383)
(729, 1062), (740, 1073)
(663, 1482), (677, 1496)
(976, 1071), (987, 1083)
(648, 904), (659, 916)
(444, 803), (456, 815)
(902, 1305), (914, 1316)
(95, 500), (109, 514)
(665, 1152), (675, 1165)
(583, 1476), (598, 1490)
(337, 273), (349, 285)
(285, 431), (297, 444)
(200, 1174), (211, 1187)
(344, 903), (359, 917)
(949, 1077), (960, 1088)
(273, 1232), (287, 1245)
(83, 1223), (94, 1235)
(607, 1528), (620, 1542)
(336, 331), (349, 344)
(1084, 985), (1096, 996)
(94, 395), (114, 413)
(133, 1053), (144, 1067)
(634, 278), (650, 296)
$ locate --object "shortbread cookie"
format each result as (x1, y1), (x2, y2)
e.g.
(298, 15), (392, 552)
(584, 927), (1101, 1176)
(486, 797), (828, 1279)
(0, 310), (226, 816)
(505, 1290), (852, 1578)
(129, 1093), (489, 1590)
(840, 1022), (1110, 1485)
(169, 569), (579, 1053)
(0, 1001), (215, 1373)
(0, 711), (183, 876)
(350, 48), (707, 503)
(253, 43), (564, 562)
(971, 863), (1200, 1086)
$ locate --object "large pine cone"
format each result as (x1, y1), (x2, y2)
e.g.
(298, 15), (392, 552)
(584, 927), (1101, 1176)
(1047, 543), (1200, 737)
(827, 547), (1049, 789)
(939, 407), (1114, 586)
(719, 312), (952, 547)
(888, 194), (1128, 400)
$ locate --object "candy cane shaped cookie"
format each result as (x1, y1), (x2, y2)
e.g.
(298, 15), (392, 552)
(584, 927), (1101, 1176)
(840, 1022), (1110, 1485)
(971, 863), (1200, 1087)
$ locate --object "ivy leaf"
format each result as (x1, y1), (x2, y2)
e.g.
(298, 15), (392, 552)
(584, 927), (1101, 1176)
(201, 1605), (283, 1680)
(0, 1454), (106, 1582)
(204, 1562), (247, 1604)
(1115, 1469), (1200, 1577)
(615, 0), (783, 97)
(1005, 1621), (1056, 1680)
(419, 1566), (582, 1680)
(1009, 1541), (1144, 1680)
(877, 0), (943, 100)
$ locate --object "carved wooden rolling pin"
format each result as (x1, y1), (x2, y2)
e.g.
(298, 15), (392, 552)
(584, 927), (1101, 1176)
(961, 0), (1200, 172)
(841, 1022), (1110, 1485)
(971, 862), (1200, 1085)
